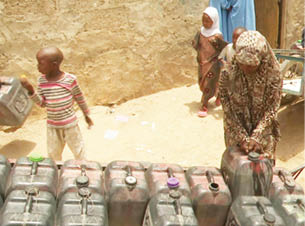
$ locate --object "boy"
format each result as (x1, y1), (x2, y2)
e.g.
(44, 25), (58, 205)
(219, 27), (247, 63)
(21, 47), (93, 160)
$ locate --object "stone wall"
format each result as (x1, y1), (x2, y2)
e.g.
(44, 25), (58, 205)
(0, 0), (303, 110)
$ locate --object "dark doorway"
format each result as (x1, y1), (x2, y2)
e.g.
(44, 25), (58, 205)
(255, 0), (283, 48)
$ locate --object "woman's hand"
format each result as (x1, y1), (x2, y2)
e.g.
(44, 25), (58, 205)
(240, 139), (262, 154)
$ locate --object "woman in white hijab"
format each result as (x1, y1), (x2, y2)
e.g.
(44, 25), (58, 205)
(192, 7), (227, 117)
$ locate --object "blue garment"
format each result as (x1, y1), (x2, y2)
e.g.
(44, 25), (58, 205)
(209, 0), (231, 42)
(227, 0), (256, 42)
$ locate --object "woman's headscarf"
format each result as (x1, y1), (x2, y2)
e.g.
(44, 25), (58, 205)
(201, 7), (222, 37)
(235, 30), (278, 67)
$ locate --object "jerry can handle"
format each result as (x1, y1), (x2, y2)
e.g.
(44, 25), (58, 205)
(256, 200), (276, 224)
(167, 168), (174, 178)
(296, 199), (305, 211)
(256, 200), (268, 215)
(81, 198), (88, 215)
(206, 170), (215, 184)
(24, 187), (39, 213)
(174, 199), (182, 215)
(80, 164), (87, 176)
(125, 165), (132, 176)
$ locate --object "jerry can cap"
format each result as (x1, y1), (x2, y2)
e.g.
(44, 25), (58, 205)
(29, 153), (44, 162)
(125, 175), (137, 186)
(167, 177), (179, 188)
(76, 175), (89, 187)
(25, 186), (39, 196)
(248, 152), (260, 161)
(264, 213), (276, 223)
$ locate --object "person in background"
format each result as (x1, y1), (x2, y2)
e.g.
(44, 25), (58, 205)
(219, 27), (247, 63)
(192, 7), (227, 117)
(20, 47), (93, 160)
(210, 0), (256, 42)
(219, 31), (282, 164)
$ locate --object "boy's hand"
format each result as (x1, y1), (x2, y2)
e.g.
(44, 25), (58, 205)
(20, 76), (35, 96)
(85, 115), (94, 129)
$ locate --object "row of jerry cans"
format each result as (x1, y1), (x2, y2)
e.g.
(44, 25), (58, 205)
(0, 147), (303, 226)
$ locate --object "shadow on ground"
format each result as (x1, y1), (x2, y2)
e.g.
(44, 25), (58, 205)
(276, 100), (304, 161)
(184, 101), (224, 120)
(0, 140), (36, 159)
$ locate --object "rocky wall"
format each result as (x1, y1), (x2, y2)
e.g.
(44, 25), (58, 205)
(0, 0), (208, 109)
(0, 0), (303, 111)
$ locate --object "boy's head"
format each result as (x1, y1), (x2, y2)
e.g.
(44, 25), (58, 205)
(36, 47), (64, 75)
(232, 27), (247, 49)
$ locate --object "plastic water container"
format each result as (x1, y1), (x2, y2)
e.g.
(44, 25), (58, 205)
(0, 76), (32, 126)
(57, 187), (109, 226)
(221, 147), (273, 200)
(185, 166), (232, 226)
(104, 161), (150, 226)
(225, 196), (286, 226)
(0, 154), (11, 199)
(57, 159), (104, 200)
(5, 155), (58, 197)
(272, 194), (305, 226)
(142, 191), (198, 226)
(0, 187), (56, 226)
(269, 167), (304, 202)
(145, 163), (191, 197)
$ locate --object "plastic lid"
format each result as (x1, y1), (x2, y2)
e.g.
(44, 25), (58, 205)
(125, 175), (137, 186)
(167, 177), (180, 189)
(264, 213), (276, 223)
(248, 152), (260, 162)
(209, 182), (220, 192)
(28, 153), (44, 162)
(76, 175), (89, 187)
(297, 40), (302, 43)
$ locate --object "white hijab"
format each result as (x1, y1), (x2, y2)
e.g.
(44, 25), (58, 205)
(200, 7), (222, 37)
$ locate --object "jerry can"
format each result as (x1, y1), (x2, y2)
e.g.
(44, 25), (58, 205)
(269, 167), (304, 202)
(225, 196), (286, 226)
(145, 163), (191, 197)
(221, 147), (273, 200)
(57, 159), (104, 200)
(5, 155), (58, 197)
(142, 191), (198, 226)
(0, 154), (11, 199)
(104, 161), (150, 226)
(0, 76), (32, 126)
(0, 187), (56, 226)
(272, 194), (305, 226)
(185, 166), (232, 226)
(57, 187), (109, 226)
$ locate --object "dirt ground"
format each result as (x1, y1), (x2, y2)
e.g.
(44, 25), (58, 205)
(0, 84), (304, 186)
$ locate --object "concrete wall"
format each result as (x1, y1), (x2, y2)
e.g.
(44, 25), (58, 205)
(0, 0), (303, 110)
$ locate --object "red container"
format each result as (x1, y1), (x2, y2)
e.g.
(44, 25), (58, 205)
(104, 161), (150, 226)
(269, 167), (304, 202)
(185, 166), (232, 226)
(5, 156), (57, 197)
(57, 159), (104, 200)
(221, 146), (273, 200)
(145, 163), (191, 198)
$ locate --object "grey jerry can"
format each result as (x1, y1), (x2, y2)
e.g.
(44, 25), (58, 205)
(269, 167), (304, 202)
(0, 187), (56, 226)
(225, 196), (286, 226)
(272, 194), (305, 226)
(56, 187), (108, 226)
(5, 155), (58, 197)
(145, 163), (191, 198)
(0, 154), (11, 199)
(57, 159), (104, 200)
(221, 147), (273, 200)
(185, 166), (232, 226)
(104, 161), (150, 226)
(0, 76), (32, 126)
(142, 191), (198, 226)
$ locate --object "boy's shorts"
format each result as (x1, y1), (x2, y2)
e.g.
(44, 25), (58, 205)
(47, 124), (86, 161)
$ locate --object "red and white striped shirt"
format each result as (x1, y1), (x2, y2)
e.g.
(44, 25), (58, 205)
(31, 73), (90, 128)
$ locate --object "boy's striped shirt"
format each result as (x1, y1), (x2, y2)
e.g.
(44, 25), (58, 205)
(31, 73), (89, 128)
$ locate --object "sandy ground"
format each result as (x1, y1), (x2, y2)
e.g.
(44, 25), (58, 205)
(0, 84), (304, 186)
